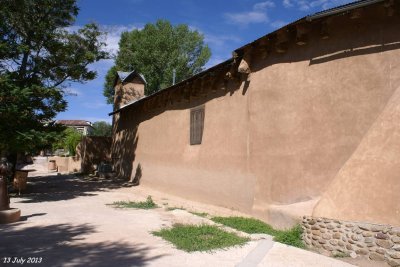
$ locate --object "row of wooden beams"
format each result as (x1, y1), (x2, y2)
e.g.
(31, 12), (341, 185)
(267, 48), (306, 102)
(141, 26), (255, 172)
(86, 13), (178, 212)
(240, 1), (396, 63)
(141, 68), (231, 111)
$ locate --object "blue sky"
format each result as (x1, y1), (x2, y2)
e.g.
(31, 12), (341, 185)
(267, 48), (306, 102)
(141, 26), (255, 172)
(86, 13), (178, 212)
(56, 0), (353, 123)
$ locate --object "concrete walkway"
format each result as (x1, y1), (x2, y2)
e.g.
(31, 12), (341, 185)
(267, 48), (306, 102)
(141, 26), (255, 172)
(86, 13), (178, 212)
(0, 173), (355, 267)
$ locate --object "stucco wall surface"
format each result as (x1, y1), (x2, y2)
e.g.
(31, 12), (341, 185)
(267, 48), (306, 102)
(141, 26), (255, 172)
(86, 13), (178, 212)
(112, 11), (400, 227)
(313, 82), (400, 226)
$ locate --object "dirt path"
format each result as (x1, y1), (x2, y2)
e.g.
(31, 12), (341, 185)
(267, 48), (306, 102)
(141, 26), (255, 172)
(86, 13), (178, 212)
(0, 173), (355, 267)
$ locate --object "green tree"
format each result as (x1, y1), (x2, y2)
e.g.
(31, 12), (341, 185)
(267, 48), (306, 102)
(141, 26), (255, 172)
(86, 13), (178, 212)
(52, 128), (82, 156)
(0, 0), (108, 160)
(104, 20), (211, 103)
(63, 128), (82, 156)
(91, 121), (112, 137)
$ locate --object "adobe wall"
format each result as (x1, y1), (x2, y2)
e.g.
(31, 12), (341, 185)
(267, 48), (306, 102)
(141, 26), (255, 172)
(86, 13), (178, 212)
(77, 136), (112, 173)
(248, 12), (400, 226)
(112, 8), (400, 228)
(48, 156), (80, 173)
(313, 76), (400, 226)
(114, 77), (145, 108)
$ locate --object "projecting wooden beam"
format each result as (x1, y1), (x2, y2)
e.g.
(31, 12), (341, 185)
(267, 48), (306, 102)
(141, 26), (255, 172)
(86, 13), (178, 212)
(384, 0), (395, 16)
(200, 77), (209, 97)
(190, 79), (201, 98)
(210, 72), (223, 92)
(320, 21), (330, 40)
(295, 24), (310, 46)
(174, 88), (181, 103)
(183, 85), (191, 102)
(163, 91), (172, 107)
(275, 30), (289, 53)
(255, 38), (270, 59)
(238, 49), (252, 74)
(350, 8), (363, 19)
(142, 100), (149, 111)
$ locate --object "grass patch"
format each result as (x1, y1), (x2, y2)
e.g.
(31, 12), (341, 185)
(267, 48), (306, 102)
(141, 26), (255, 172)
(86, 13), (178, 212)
(189, 211), (209, 218)
(211, 216), (278, 235)
(108, 196), (158, 209)
(332, 252), (349, 258)
(166, 206), (185, 211)
(153, 224), (249, 252)
(274, 225), (305, 248)
(211, 216), (305, 248)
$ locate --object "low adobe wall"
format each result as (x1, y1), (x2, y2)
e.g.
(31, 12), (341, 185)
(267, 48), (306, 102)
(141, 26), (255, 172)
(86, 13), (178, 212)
(48, 156), (81, 173)
(302, 216), (400, 266)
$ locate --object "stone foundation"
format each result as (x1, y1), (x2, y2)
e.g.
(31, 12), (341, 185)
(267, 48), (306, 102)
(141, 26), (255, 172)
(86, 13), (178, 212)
(302, 216), (400, 266)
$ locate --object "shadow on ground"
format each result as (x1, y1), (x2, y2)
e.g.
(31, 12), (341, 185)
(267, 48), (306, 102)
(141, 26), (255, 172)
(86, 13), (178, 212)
(0, 222), (165, 267)
(11, 174), (133, 203)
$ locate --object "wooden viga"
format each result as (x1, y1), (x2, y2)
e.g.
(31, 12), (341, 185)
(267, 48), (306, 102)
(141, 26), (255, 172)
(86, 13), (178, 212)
(238, 48), (252, 74)
(275, 29), (290, 53)
(296, 23), (310, 46)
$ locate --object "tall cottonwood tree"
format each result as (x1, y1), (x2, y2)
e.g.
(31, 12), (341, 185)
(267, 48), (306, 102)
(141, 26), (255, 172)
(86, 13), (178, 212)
(90, 121), (112, 137)
(103, 20), (211, 103)
(0, 0), (108, 157)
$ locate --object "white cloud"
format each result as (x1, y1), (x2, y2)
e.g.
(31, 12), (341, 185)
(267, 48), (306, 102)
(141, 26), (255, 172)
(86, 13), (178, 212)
(254, 1), (276, 10)
(225, 11), (268, 25)
(283, 0), (294, 8)
(189, 25), (242, 47)
(270, 20), (288, 29)
(82, 100), (109, 109)
(81, 116), (112, 124)
(63, 87), (83, 96)
(204, 56), (229, 70)
(283, 0), (353, 11)
(100, 24), (143, 55)
(224, 1), (277, 26)
(204, 34), (242, 47)
(68, 24), (142, 56)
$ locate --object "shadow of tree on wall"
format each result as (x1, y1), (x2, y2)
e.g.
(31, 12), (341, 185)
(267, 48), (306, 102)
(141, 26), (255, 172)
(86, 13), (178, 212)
(110, 66), (250, 181)
(11, 174), (133, 203)
(132, 164), (142, 186)
(112, 114), (140, 181)
(77, 136), (112, 174)
(0, 223), (165, 267)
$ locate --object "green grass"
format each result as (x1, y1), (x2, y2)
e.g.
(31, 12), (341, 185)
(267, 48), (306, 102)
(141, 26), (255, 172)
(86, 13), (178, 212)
(189, 211), (209, 218)
(108, 196), (158, 209)
(211, 216), (304, 248)
(274, 225), (305, 248)
(211, 216), (278, 235)
(332, 252), (349, 258)
(166, 206), (186, 211)
(153, 224), (249, 252)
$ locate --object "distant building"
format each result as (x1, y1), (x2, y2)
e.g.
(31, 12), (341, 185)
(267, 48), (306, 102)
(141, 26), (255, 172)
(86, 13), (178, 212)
(57, 120), (94, 135)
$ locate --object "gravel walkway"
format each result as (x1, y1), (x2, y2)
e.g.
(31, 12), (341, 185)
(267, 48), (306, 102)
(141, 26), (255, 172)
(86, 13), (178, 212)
(0, 173), (355, 267)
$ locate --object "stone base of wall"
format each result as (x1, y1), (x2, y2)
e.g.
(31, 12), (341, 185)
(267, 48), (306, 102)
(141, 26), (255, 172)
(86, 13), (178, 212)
(302, 216), (400, 266)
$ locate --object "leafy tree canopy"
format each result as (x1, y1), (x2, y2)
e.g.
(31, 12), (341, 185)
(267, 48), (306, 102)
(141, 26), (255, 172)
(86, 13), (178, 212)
(104, 19), (211, 103)
(90, 121), (112, 137)
(0, 0), (108, 154)
(52, 127), (81, 156)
